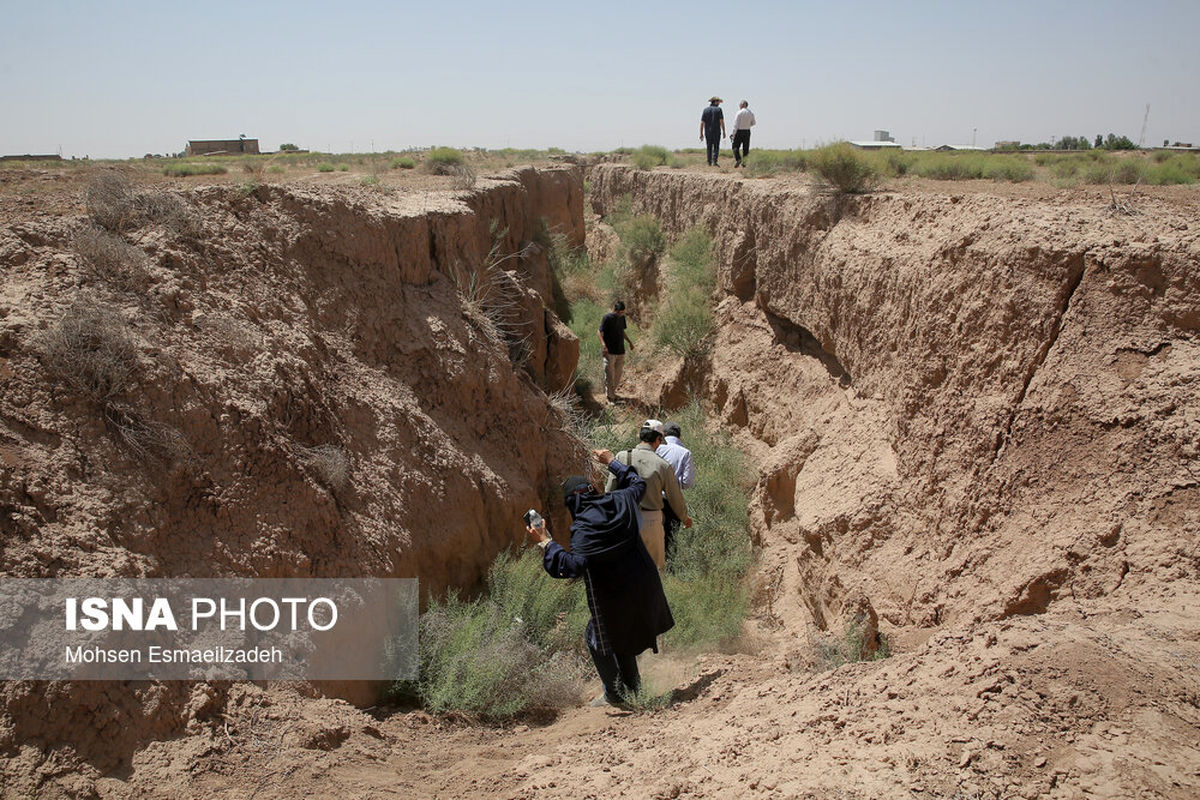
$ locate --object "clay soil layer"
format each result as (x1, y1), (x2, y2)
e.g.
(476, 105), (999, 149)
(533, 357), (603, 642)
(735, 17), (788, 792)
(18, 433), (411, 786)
(1, 161), (1199, 799)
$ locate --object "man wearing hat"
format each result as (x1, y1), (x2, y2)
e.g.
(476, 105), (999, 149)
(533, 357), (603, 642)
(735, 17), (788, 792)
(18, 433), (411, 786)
(606, 420), (692, 570)
(699, 96), (726, 166)
(526, 449), (674, 707)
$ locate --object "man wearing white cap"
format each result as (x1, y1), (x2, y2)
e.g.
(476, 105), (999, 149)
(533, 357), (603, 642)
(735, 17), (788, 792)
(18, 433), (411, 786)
(606, 419), (692, 570)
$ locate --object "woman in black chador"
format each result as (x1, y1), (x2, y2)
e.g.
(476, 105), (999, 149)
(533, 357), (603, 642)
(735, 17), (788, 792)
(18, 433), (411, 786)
(526, 449), (674, 707)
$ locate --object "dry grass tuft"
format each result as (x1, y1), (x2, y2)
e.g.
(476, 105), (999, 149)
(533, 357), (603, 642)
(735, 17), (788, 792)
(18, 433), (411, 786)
(548, 385), (588, 437)
(449, 238), (538, 367)
(37, 298), (194, 465)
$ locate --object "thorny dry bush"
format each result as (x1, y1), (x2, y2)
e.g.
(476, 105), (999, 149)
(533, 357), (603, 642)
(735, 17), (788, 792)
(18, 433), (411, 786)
(295, 443), (351, 492)
(450, 164), (477, 190)
(73, 226), (151, 290)
(548, 385), (589, 440)
(104, 401), (195, 465)
(86, 171), (140, 232)
(37, 298), (192, 464)
(449, 243), (537, 368)
(37, 299), (139, 403)
(85, 171), (201, 238)
(136, 191), (203, 238)
(547, 385), (592, 469)
(1108, 186), (1141, 216)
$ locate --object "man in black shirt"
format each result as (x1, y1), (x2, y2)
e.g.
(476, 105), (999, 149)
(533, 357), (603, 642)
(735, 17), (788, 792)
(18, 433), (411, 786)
(699, 96), (726, 166)
(598, 301), (634, 402)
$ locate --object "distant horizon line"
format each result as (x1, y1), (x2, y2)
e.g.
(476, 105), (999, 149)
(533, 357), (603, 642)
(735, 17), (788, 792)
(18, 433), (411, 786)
(5, 141), (1199, 163)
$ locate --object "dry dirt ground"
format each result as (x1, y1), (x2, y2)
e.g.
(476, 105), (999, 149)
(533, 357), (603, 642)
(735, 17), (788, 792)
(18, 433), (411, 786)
(2, 159), (1200, 799)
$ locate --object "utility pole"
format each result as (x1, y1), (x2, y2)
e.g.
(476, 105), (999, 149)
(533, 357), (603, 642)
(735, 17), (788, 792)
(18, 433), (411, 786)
(1138, 103), (1150, 148)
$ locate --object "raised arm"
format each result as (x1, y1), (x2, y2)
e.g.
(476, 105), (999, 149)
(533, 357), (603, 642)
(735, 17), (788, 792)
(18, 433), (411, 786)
(605, 456), (646, 504)
(542, 540), (586, 578)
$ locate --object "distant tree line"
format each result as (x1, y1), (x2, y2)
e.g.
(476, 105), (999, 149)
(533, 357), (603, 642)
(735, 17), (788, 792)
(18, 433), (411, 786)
(1008, 133), (1139, 151)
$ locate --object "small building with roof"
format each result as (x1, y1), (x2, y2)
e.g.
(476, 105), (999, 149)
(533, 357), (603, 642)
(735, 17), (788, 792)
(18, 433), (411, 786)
(185, 137), (260, 156)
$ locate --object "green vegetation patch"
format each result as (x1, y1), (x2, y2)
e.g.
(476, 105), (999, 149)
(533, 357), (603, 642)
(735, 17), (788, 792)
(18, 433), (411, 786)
(660, 402), (754, 649)
(904, 152), (1033, 182)
(1146, 154), (1200, 185)
(428, 146), (465, 166)
(161, 161), (228, 177)
(744, 148), (809, 177)
(412, 549), (590, 719)
(810, 143), (881, 193)
(610, 210), (666, 301)
(632, 144), (672, 171)
(615, 214), (666, 267)
(651, 227), (716, 359)
(567, 297), (608, 396)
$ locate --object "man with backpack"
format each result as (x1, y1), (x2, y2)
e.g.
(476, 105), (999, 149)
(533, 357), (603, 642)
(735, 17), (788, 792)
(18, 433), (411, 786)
(606, 420), (692, 571)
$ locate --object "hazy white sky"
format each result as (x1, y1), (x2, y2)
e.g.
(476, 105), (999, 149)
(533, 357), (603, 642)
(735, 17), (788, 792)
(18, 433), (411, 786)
(3, 0), (1197, 159)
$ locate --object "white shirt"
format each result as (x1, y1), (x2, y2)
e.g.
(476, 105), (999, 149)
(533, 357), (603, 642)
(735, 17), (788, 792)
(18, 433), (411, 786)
(657, 436), (695, 490)
(732, 108), (756, 131)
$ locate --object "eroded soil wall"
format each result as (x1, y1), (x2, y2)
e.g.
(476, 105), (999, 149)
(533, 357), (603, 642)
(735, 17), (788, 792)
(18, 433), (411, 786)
(0, 166), (584, 780)
(592, 164), (1200, 633)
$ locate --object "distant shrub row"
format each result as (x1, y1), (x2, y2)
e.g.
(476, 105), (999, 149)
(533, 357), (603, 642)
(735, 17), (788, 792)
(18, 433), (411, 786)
(1042, 151), (1200, 185)
(162, 162), (227, 177)
(633, 144), (1198, 187)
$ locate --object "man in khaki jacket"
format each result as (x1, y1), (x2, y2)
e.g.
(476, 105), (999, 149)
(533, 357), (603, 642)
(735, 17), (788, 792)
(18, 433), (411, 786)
(606, 420), (692, 570)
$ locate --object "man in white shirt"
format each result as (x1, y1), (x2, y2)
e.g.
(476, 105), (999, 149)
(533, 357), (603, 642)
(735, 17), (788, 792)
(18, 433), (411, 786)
(657, 422), (694, 490)
(730, 100), (756, 168)
(657, 421), (694, 566)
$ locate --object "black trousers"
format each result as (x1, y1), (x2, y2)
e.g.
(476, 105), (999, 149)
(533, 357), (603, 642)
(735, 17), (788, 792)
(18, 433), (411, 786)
(588, 643), (640, 703)
(732, 130), (751, 162)
(663, 504), (680, 568)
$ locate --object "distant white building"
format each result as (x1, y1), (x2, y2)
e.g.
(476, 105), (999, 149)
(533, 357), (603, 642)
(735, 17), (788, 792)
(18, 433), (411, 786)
(849, 130), (902, 150)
